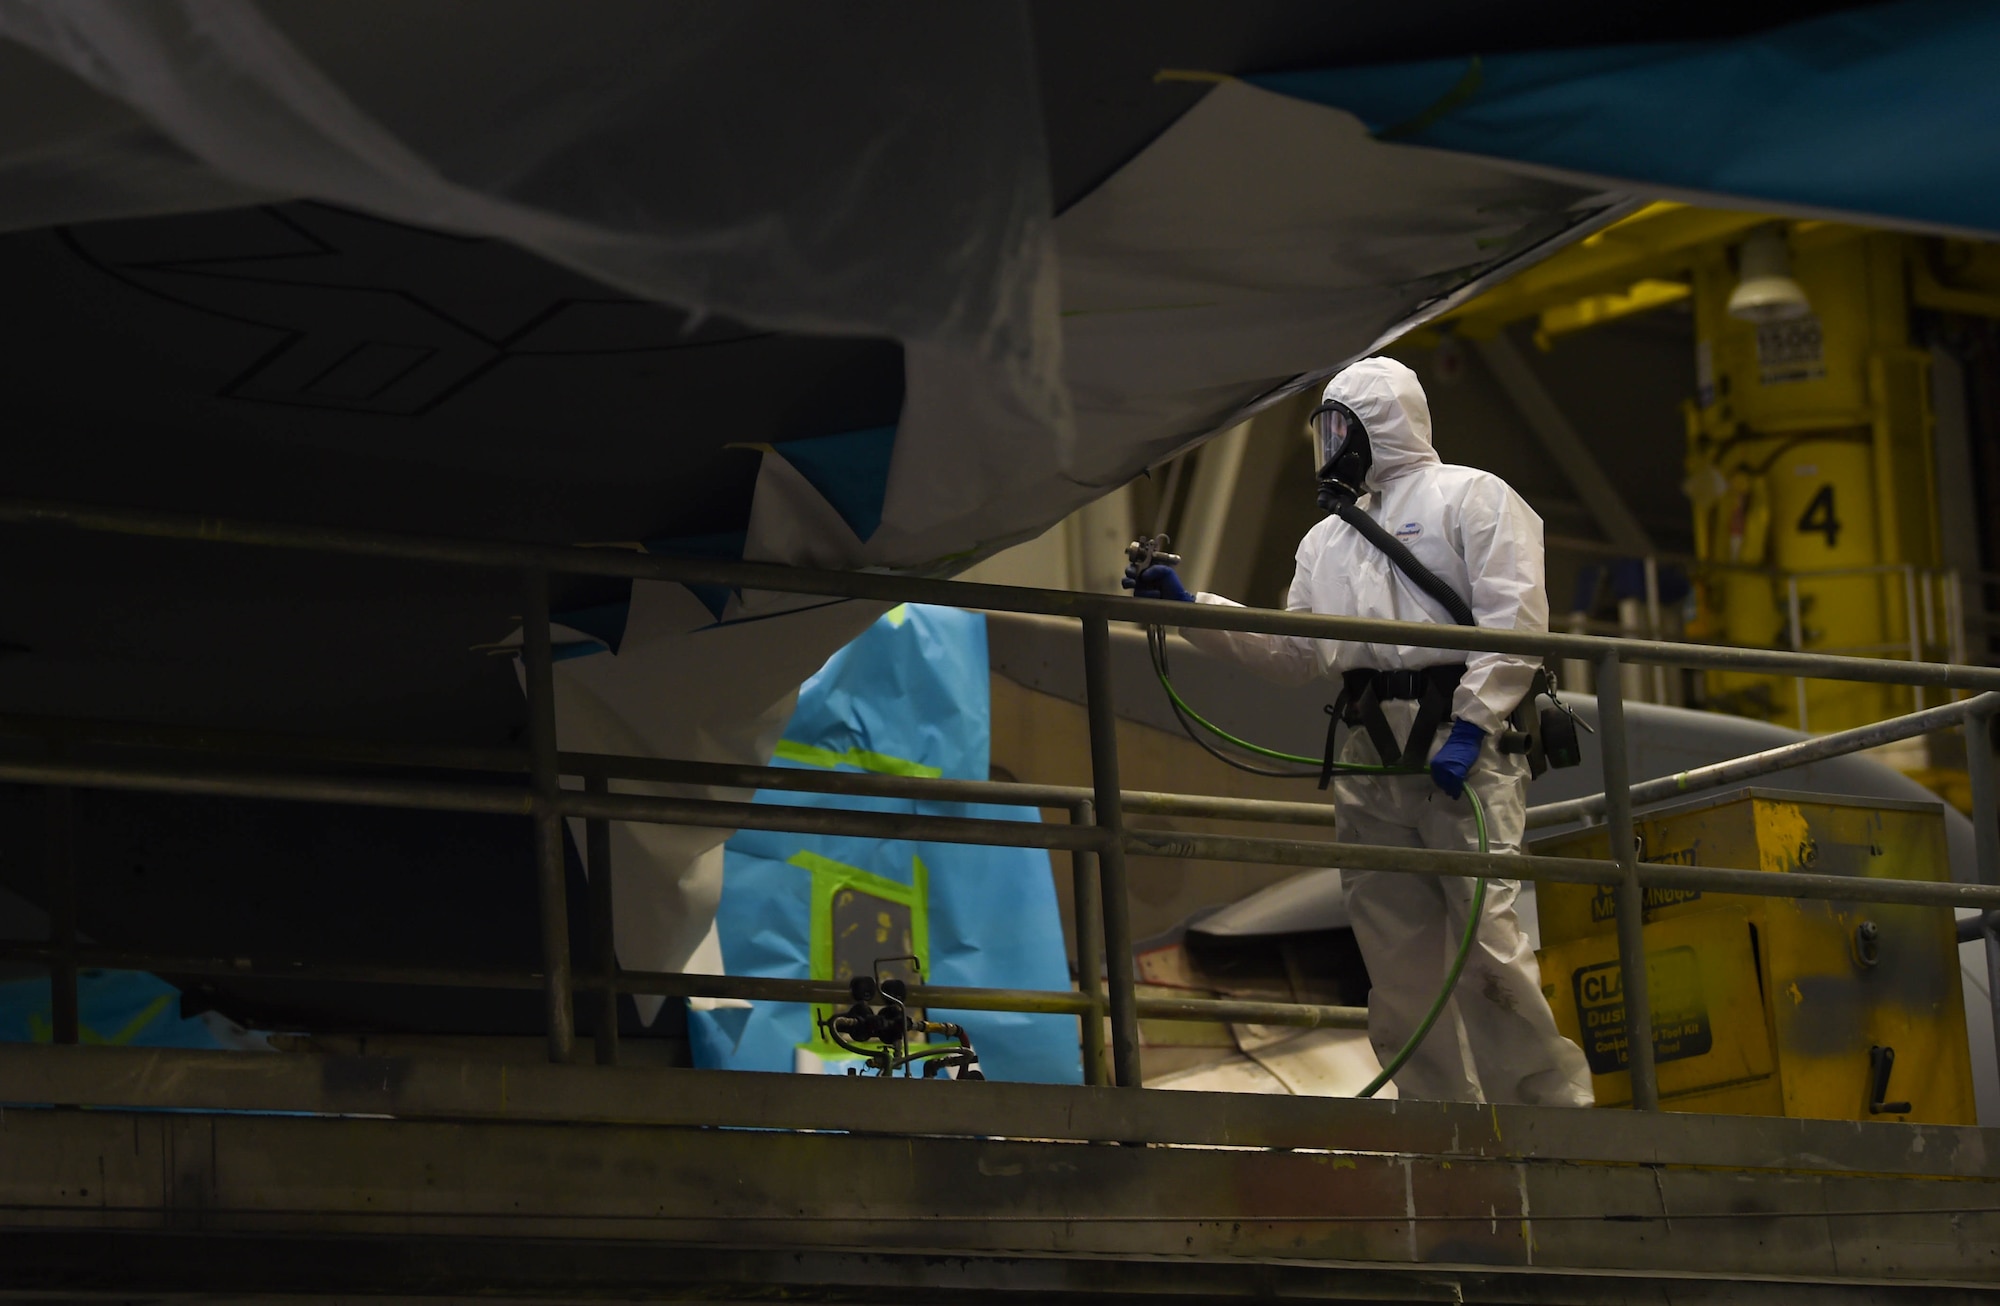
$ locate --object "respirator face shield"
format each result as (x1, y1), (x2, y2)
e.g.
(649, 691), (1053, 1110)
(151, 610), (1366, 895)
(1311, 400), (1371, 500)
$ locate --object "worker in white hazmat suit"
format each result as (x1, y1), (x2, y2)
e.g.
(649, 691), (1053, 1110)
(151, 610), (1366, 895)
(1127, 356), (1592, 1107)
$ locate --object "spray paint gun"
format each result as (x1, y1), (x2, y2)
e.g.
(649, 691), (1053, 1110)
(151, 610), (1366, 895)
(1122, 534), (1183, 590)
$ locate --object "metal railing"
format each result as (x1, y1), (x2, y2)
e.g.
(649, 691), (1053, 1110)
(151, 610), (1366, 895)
(2, 497), (1999, 1108)
(1548, 534), (1971, 715)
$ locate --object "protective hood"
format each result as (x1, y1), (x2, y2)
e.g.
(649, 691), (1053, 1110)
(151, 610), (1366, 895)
(1321, 357), (1437, 491)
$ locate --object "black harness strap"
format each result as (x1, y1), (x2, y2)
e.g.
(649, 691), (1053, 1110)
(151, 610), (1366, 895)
(1395, 665), (1459, 768)
(1320, 664), (1465, 787)
(1317, 489), (1483, 788)
(1355, 680), (1402, 771)
(1319, 697), (1346, 790)
(1329, 498), (1477, 627)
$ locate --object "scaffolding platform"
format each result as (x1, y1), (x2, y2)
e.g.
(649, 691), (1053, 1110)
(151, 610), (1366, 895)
(2, 1044), (1995, 1302)
(0, 500), (1996, 1299)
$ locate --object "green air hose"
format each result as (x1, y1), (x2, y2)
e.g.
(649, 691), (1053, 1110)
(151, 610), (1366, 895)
(1146, 626), (1489, 1099)
(1353, 788), (1487, 1099)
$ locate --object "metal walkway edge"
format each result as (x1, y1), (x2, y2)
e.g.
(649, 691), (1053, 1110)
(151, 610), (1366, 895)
(5, 497), (2000, 1299)
(1, 1046), (1997, 1302)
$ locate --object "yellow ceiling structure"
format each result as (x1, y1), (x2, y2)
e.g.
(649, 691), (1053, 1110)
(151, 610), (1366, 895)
(1411, 201), (2000, 350)
(1410, 202), (1768, 346)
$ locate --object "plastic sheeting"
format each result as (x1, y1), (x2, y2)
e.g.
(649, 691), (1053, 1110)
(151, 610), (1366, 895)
(0, 0), (1063, 1007)
(1050, 78), (1610, 488)
(1251, 0), (2000, 238)
(1192, 869), (1352, 937)
(0, 0), (1066, 563)
(0, 968), (265, 1049)
(0, 4), (1622, 1031)
(0, 1), (1056, 398)
(688, 605), (1080, 1084)
(544, 582), (884, 1025)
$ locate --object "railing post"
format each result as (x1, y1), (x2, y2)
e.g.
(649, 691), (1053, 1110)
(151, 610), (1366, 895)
(1786, 576), (1809, 732)
(45, 786), (78, 1046)
(586, 774), (618, 1067)
(1946, 569), (1967, 676)
(522, 567), (575, 1064)
(1921, 568), (1938, 655)
(1596, 651), (1659, 1111)
(1643, 555), (1667, 705)
(1966, 704), (2000, 1086)
(1081, 616), (1142, 1088)
(1905, 565), (1926, 710)
(1069, 798), (1110, 1087)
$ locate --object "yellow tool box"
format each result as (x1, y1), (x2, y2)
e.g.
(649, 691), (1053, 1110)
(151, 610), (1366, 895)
(1531, 789), (1973, 1122)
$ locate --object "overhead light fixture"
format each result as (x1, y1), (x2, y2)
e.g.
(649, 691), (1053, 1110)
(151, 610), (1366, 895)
(1727, 226), (1811, 324)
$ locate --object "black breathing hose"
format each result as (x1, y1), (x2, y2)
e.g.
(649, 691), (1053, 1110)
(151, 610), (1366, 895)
(1325, 495), (1477, 628)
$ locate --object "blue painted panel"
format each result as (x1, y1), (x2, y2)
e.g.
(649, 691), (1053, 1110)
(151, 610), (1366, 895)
(772, 425), (897, 543)
(1252, 1), (2000, 234)
(689, 604), (1082, 1084)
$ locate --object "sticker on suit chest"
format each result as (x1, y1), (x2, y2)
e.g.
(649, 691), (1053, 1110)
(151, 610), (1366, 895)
(1393, 521), (1423, 541)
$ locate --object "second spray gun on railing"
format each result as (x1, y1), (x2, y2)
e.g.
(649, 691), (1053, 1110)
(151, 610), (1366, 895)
(816, 956), (984, 1080)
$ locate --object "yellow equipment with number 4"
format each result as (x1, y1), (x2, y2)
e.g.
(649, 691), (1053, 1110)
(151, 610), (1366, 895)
(1685, 229), (1939, 732)
(1533, 789), (1974, 1122)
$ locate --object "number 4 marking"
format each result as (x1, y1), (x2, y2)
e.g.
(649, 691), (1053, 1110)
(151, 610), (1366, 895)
(1796, 484), (1842, 549)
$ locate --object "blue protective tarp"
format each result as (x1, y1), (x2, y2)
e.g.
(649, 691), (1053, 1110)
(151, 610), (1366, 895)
(771, 426), (898, 544)
(687, 604), (1080, 1083)
(1251, 0), (2000, 237)
(0, 968), (240, 1049)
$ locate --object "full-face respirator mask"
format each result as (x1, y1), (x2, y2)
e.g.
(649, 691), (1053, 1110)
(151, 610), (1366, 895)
(1312, 399), (1371, 511)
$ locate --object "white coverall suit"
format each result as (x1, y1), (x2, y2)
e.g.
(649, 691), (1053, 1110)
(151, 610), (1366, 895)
(1184, 357), (1593, 1107)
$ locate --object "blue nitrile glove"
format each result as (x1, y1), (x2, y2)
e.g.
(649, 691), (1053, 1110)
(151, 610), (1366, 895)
(1121, 565), (1193, 602)
(1429, 719), (1486, 799)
